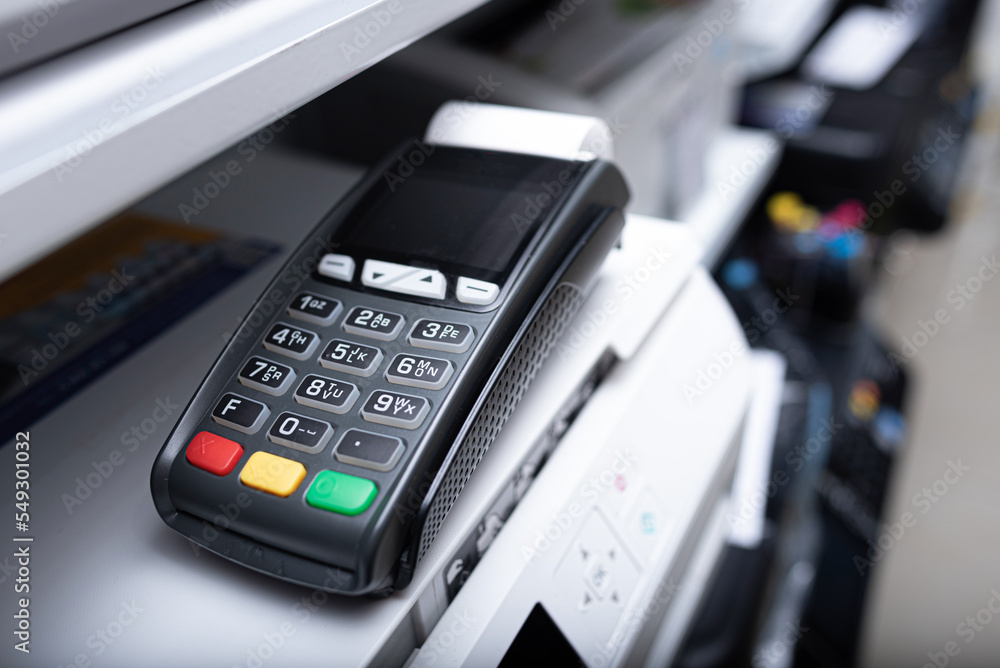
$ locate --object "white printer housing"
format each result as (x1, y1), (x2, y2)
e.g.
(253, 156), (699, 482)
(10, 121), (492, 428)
(403, 216), (751, 667)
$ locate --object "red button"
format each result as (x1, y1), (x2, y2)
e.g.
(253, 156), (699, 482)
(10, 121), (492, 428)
(186, 431), (243, 476)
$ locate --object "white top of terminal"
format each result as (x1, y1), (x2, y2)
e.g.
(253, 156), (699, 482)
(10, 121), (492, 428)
(425, 102), (615, 162)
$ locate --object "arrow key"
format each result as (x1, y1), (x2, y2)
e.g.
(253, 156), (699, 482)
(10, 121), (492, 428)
(391, 268), (446, 300)
(362, 259), (415, 288)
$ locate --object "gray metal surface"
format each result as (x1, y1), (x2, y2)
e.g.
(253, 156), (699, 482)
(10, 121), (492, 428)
(0, 0), (488, 282)
(0, 0), (192, 77)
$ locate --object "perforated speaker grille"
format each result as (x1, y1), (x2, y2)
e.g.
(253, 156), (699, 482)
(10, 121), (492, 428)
(417, 283), (584, 561)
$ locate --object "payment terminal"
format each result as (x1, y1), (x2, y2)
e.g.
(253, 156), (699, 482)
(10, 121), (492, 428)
(151, 138), (629, 595)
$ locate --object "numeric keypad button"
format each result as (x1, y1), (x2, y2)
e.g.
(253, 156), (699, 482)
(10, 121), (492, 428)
(319, 339), (383, 377)
(408, 319), (474, 353)
(211, 393), (270, 434)
(267, 412), (334, 454)
(238, 356), (295, 396)
(342, 306), (404, 341)
(385, 354), (453, 390)
(334, 429), (405, 472)
(294, 375), (359, 414)
(263, 322), (320, 360)
(360, 390), (430, 430)
(287, 292), (342, 326)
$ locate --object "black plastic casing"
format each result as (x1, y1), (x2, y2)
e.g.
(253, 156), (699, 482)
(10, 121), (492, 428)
(151, 140), (629, 596)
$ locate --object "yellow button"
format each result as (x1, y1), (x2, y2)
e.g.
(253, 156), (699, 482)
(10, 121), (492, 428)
(239, 451), (306, 497)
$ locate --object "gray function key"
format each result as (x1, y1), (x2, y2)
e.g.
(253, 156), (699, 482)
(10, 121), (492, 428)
(287, 292), (342, 327)
(318, 253), (355, 282)
(212, 393), (270, 434)
(408, 319), (474, 353)
(319, 339), (383, 377)
(263, 322), (320, 360)
(360, 390), (430, 430)
(342, 306), (404, 341)
(456, 276), (499, 305)
(334, 429), (405, 472)
(238, 356), (296, 396)
(294, 374), (360, 414)
(268, 412), (333, 454)
(386, 354), (454, 390)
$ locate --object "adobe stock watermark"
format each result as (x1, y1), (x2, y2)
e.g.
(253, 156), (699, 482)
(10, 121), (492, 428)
(545, 0), (588, 30)
(509, 115), (627, 236)
(881, 126), (963, 197)
(56, 600), (144, 668)
(520, 449), (635, 562)
(728, 416), (843, 531)
(922, 587), (1000, 668)
(187, 494), (253, 557)
(391, 468), (436, 525)
(752, 620), (808, 668)
(233, 623), (296, 668)
(841, 125), (963, 244)
(877, 0), (931, 38)
(682, 339), (746, 404)
(888, 254), (998, 370)
(672, 0), (753, 73)
(7, 0), (72, 55)
(772, 85), (831, 139)
(339, 0), (403, 62)
(16, 267), (137, 386)
(882, 229), (919, 277)
(233, 568), (352, 668)
(509, 168), (583, 236)
(740, 287), (800, 345)
(222, 235), (338, 344)
(590, 576), (683, 666)
(425, 77), (505, 143)
(0, 553), (19, 587)
(412, 608), (478, 666)
(580, 115), (628, 159)
(178, 110), (296, 223)
(717, 86), (830, 201)
(382, 139), (438, 193)
(684, 286), (799, 403)
(555, 242), (674, 361)
(53, 65), (168, 182)
(853, 459), (970, 575)
(384, 76), (503, 193)
(716, 138), (778, 202)
(213, 0), (246, 18)
(61, 397), (181, 514)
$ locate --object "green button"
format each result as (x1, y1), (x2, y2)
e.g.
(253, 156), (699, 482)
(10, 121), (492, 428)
(306, 470), (377, 516)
